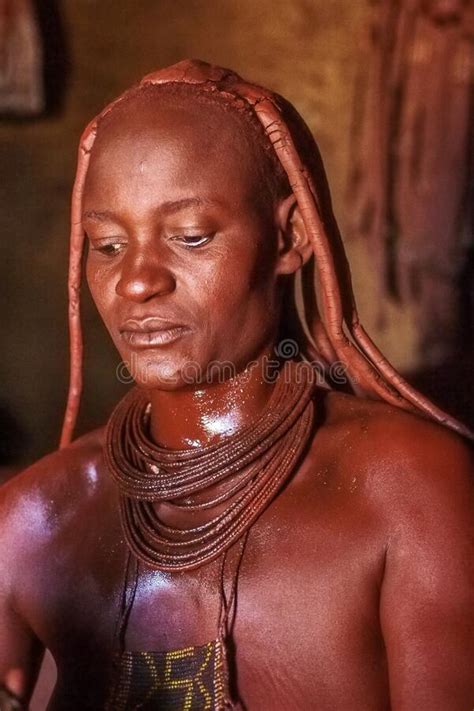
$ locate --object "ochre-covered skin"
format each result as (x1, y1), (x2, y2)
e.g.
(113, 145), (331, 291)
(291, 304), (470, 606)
(0, 61), (473, 710)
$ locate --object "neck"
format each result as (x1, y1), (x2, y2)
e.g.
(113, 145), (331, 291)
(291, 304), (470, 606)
(148, 349), (277, 450)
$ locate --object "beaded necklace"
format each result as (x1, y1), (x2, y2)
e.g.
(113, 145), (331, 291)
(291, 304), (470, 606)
(105, 361), (315, 571)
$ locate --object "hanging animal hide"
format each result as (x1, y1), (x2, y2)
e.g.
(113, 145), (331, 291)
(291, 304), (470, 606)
(0, 0), (44, 115)
(348, 0), (474, 364)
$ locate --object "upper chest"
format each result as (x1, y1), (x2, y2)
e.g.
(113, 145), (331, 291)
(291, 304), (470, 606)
(125, 496), (384, 643)
(23, 435), (384, 624)
(44, 470), (384, 650)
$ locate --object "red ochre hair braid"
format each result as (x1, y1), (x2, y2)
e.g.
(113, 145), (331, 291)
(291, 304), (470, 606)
(59, 59), (473, 448)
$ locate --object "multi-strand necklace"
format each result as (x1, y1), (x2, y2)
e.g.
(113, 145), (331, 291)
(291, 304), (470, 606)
(105, 360), (316, 573)
(105, 360), (315, 709)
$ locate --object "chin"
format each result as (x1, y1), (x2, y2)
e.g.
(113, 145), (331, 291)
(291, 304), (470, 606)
(123, 353), (205, 391)
(134, 376), (190, 392)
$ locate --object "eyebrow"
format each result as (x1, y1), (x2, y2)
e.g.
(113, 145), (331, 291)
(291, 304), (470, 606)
(82, 197), (221, 223)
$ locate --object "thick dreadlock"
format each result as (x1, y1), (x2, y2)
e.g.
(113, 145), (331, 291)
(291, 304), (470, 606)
(60, 59), (473, 448)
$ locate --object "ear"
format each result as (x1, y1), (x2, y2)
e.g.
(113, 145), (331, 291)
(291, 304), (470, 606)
(274, 194), (312, 275)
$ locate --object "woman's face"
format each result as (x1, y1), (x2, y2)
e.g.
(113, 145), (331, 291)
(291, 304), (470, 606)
(83, 93), (292, 391)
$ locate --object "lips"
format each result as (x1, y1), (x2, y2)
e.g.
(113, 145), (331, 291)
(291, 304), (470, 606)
(119, 317), (190, 348)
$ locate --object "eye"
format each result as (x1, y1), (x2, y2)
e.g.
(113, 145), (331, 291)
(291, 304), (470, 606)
(93, 244), (124, 256)
(87, 237), (126, 257)
(170, 233), (214, 249)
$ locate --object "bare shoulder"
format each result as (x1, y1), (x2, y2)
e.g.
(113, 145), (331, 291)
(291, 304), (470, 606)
(0, 425), (106, 512)
(0, 426), (108, 586)
(317, 389), (474, 518)
(316, 395), (474, 704)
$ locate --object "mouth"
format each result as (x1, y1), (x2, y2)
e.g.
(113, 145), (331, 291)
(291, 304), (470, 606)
(119, 318), (190, 349)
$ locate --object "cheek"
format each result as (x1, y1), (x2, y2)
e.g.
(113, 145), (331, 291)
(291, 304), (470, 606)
(194, 243), (279, 338)
(86, 261), (117, 326)
(210, 227), (277, 296)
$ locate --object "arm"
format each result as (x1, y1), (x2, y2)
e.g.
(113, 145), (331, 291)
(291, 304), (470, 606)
(0, 486), (45, 707)
(379, 427), (474, 710)
(0, 599), (44, 708)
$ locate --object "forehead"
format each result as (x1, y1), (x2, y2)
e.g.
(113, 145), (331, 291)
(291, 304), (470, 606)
(83, 92), (261, 209)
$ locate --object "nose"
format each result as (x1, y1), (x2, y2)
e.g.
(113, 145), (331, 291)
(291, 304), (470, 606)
(115, 246), (176, 302)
